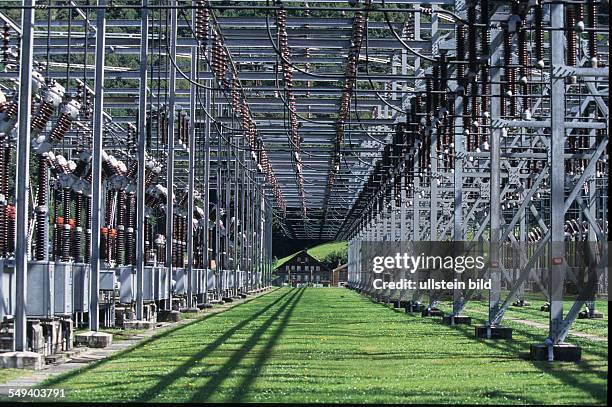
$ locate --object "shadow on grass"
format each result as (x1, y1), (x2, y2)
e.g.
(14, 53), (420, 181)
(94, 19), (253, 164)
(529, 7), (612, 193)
(185, 287), (305, 403)
(39, 287), (286, 389)
(355, 289), (607, 403)
(352, 288), (607, 402)
(227, 287), (306, 403)
(430, 311), (607, 402)
(136, 288), (300, 402)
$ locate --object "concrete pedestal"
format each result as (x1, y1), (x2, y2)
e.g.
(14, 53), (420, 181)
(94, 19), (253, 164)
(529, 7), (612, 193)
(405, 302), (422, 313)
(75, 331), (113, 348)
(28, 320), (45, 354)
(143, 303), (157, 323)
(60, 319), (74, 351)
(442, 315), (472, 325)
(530, 343), (581, 362)
(475, 325), (513, 339)
(393, 300), (410, 309)
(40, 319), (63, 356)
(577, 310), (604, 319)
(45, 352), (70, 365)
(0, 351), (44, 370)
(157, 310), (181, 322)
(421, 308), (444, 317)
(124, 320), (156, 330)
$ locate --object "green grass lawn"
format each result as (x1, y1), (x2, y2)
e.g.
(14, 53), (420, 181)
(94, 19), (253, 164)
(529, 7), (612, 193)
(0, 368), (30, 385)
(307, 241), (348, 262)
(18, 288), (607, 404)
(425, 292), (608, 339)
(465, 299), (607, 338)
(273, 241), (347, 269)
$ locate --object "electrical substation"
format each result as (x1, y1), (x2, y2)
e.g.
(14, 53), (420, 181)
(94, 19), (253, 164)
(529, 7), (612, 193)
(0, 0), (608, 401)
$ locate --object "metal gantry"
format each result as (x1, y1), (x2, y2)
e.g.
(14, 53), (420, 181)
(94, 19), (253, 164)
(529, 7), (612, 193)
(0, 0), (278, 359)
(344, 0), (608, 361)
(0, 0), (608, 364)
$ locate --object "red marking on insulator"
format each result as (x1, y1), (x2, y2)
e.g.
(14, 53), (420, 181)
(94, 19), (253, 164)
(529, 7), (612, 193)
(6, 204), (15, 254)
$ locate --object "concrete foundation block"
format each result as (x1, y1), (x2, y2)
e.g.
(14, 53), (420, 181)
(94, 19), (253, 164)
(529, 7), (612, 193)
(442, 315), (472, 325)
(28, 320), (45, 354)
(0, 351), (44, 370)
(39, 320), (63, 356)
(421, 308), (444, 317)
(143, 303), (157, 323)
(123, 320), (156, 330)
(45, 352), (69, 365)
(75, 331), (113, 348)
(60, 319), (74, 351)
(475, 325), (513, 339)
(577, 310), (604, 319)
(393, 300), (408, 309)
(405, 302), (422, 313)
(530, 342), (581, 362)
(157, 310), (181, 322)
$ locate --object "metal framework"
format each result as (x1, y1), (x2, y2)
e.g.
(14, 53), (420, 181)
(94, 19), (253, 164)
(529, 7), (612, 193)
(0, 0), (608, 362)
(342, 0), (608, 360)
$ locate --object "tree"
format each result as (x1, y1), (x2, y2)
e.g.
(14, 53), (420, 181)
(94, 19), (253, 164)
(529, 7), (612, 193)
(321, 249), (348, 270)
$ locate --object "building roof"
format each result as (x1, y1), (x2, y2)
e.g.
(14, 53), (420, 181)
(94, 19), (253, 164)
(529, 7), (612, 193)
(273, 249), (330, 272)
